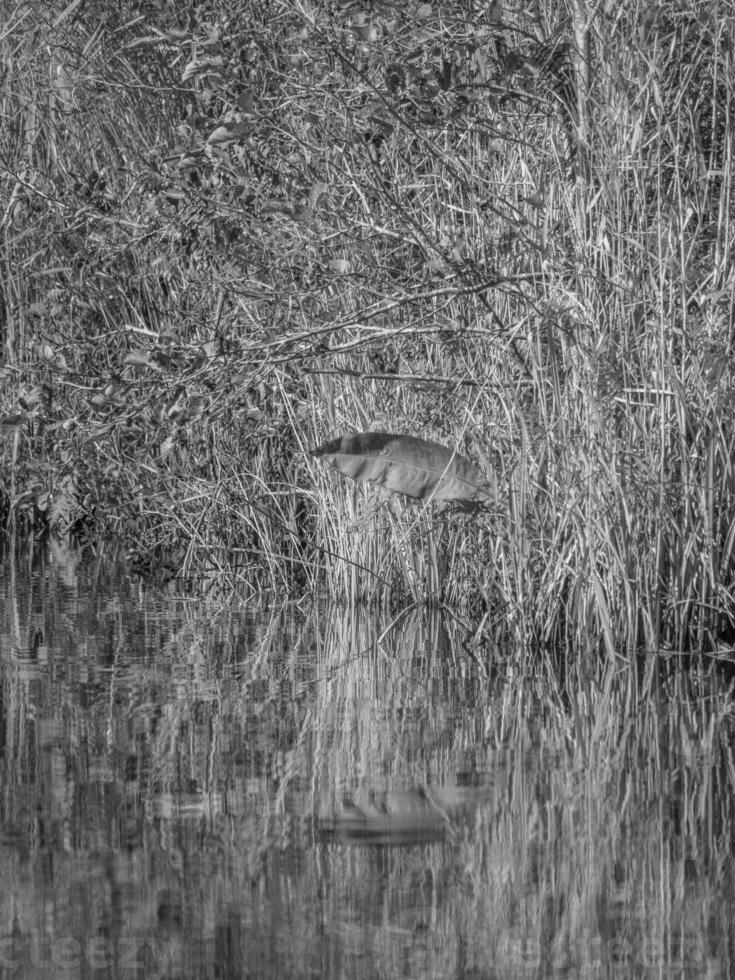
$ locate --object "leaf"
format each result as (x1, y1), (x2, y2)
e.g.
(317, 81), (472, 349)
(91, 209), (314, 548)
(124, 350), (158, 369)
(308, 181), (329, 210)
(310, 431), (493, 505)
(207, 125), (233, 145)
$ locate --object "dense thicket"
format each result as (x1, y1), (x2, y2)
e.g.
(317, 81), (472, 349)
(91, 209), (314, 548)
(2, 0), (734, 657)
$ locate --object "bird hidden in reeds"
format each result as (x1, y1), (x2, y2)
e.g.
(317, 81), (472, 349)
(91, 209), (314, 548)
(310, 431), (493, 507)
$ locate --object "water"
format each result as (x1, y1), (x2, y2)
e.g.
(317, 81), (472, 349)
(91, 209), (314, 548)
(1, 543), (734, 978)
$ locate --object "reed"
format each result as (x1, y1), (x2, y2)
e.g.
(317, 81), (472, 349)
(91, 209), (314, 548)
(1, 0), (734, 655)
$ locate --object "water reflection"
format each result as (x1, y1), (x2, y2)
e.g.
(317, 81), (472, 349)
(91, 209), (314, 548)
(0, 544), (734, 977)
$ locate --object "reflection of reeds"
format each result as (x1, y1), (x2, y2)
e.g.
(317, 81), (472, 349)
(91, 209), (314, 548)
(1, 553), (734, 976)
(313, 606), (735, 977)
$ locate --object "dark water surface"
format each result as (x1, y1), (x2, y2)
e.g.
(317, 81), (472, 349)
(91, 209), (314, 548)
(1, 544), (735, 978)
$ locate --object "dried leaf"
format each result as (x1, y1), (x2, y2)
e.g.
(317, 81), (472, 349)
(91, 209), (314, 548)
(308, 181), (329, 210)
(207, 125), (232, 145)
(124, 350), (155, 368)
(310, 431), (492, 505)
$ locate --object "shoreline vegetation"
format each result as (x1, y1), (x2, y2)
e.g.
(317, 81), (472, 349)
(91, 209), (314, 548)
(2, 0), (735, 657)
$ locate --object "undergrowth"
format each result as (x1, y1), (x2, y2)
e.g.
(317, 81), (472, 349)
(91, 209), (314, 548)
(1, 0), (734, 658)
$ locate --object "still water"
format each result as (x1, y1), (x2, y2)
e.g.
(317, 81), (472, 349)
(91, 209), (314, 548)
(1, 544), (734, 978)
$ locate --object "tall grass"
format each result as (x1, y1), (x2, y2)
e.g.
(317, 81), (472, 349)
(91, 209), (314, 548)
(1, 0), (734, 655)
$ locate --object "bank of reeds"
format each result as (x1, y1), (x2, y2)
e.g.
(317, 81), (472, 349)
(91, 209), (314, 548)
(1, 0), (734, 656)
